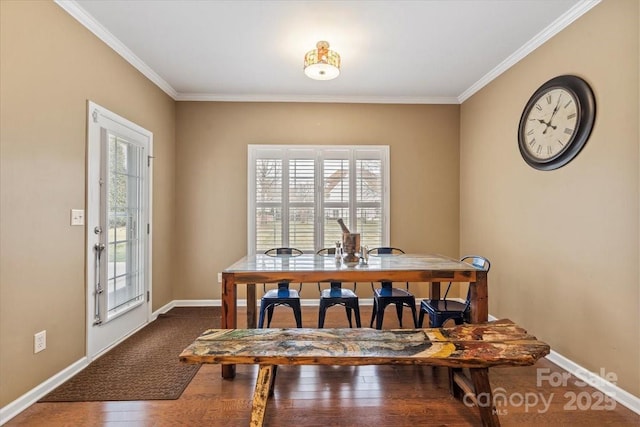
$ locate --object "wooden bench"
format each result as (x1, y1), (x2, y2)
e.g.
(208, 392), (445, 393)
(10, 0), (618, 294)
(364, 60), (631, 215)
(179, 320), (549, 427)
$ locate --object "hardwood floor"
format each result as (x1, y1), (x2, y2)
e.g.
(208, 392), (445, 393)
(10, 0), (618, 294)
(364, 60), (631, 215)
(7, 305), (639, 426)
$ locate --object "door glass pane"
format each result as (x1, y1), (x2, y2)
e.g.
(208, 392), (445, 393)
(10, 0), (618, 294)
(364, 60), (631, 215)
(106, 134), (144, 319)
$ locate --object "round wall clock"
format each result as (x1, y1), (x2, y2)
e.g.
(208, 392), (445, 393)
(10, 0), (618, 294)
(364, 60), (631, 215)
(518, 75), (596, 171)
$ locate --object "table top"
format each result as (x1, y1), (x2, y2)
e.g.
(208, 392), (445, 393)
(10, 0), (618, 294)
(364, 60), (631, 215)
(223, 253), (480, 274)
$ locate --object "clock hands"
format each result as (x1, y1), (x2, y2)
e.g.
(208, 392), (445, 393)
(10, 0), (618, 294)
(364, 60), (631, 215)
(530, 94), (563, 134)
(543, 95), (562, 134)
(542, 122), (557, 134)
(529, 118), (557, 133)
(548, 94), (562, 123)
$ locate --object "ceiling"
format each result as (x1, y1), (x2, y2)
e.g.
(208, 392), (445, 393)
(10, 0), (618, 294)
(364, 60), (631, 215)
(59, 0), (599, 104)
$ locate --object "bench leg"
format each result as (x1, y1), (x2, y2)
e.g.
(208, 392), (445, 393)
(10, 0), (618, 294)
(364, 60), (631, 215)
(470, 368), (501, 427)
(250, 365), (276, 427)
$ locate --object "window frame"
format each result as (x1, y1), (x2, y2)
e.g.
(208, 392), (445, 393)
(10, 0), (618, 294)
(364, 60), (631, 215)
(248, 145), (390, 255)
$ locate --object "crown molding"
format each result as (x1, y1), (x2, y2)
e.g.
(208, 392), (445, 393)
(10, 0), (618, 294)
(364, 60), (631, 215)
(457, 0), (602, 103)
(54, 0), (178, 99)
(174, 93), (459, 104)
(57, 0), (600, 106)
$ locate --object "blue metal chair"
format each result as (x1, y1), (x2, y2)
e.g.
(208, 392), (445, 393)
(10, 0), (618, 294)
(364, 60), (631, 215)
(258, 248), (304, 328)
(418, 255), (491, 327)
(368, 247), (418, 329)
(316, 248), (361, 328)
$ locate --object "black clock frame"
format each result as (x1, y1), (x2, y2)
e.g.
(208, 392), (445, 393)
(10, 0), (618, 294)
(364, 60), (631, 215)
(517, 75), (596, 171)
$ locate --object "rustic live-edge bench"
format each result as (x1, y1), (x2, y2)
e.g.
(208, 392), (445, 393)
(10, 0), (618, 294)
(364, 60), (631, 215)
(179, 320), (550, 427)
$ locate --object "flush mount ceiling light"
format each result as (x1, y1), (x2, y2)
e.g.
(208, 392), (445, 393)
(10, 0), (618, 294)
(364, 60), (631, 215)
(304, 41), (341, 81)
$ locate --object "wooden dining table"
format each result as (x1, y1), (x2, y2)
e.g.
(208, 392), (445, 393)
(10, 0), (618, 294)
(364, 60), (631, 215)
(220, 253), (488, 379)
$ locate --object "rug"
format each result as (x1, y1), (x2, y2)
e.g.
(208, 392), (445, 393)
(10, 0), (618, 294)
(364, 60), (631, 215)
(39, 306), (220, 402)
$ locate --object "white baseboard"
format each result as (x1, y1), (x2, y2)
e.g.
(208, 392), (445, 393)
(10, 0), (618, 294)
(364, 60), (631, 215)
(544, 348), (640, 415)
(2, 300), (637, 426)
(0, 357), (87, 425)
(487, 314), (640, 415)
(162, 299), (221, 309)
(167, 298), (376, 308)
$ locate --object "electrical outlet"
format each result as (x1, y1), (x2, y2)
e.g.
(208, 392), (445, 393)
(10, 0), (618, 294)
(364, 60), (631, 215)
(34, 330), (46, 353)
(217, 273), (222, 283)
(70, 209), (84, 226)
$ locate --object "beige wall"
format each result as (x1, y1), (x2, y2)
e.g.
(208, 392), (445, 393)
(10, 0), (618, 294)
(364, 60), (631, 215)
(460, 0), (639, 396)
(174, 102), (461, 300)
(2, 0), (639, 413)
(0, 1), (176, 406)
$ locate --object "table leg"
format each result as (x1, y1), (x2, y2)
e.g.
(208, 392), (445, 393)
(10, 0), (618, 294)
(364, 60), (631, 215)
(247, 283), (257, 328)
(250, 365), (275, 427)
(221, 273), (237, 379)
(470, 368), (500, 427)
(430, 281), (441, 300)
(269, 365), (278, 397)
(469, 270), (488, 323)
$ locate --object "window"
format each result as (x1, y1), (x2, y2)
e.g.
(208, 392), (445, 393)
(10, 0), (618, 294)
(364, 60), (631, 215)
(248, 145), (389, 254)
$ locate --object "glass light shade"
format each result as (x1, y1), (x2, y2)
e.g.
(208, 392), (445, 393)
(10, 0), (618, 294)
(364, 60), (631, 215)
(304, 41), (340, 81)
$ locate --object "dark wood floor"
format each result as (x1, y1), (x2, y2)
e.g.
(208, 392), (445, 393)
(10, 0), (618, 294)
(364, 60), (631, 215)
(7, 305), (639, 426)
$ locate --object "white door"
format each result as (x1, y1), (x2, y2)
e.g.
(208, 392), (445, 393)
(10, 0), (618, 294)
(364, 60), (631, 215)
(86, 101), (153, 360)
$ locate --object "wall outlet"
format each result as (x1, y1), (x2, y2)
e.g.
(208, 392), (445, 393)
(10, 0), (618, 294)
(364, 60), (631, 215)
(34, 330), (46, 353)
(217, 273), (222, 283)
(70, 209), (84, 226)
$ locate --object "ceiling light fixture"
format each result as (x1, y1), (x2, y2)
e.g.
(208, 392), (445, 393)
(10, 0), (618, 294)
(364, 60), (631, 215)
(304, 41), (340, 81)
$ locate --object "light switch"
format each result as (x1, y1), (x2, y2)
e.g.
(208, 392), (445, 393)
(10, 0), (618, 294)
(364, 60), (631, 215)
(71, 209), (85, 226)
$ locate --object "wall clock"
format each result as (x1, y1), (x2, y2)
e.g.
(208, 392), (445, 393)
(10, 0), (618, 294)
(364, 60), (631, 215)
(518, 75), (596, 171)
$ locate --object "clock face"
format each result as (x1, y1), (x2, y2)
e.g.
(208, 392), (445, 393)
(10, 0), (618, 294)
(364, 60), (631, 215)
(522, 88), (579, 161)
(518, 75), (596, 171)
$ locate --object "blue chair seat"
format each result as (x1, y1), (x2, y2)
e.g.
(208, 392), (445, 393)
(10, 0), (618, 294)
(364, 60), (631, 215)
(368, 247), (418, 329)
(371, 284), (417, 329)
(265, 288), (300, 299)
(258, 284), (303, 328)
(418, 255), (490, 328)
(316, 248), (362, 328)
(320, 287), (356, 299)
(318, 283), (361, 328)
(258, 248), (304, 328)
(419, 299), (468, 326)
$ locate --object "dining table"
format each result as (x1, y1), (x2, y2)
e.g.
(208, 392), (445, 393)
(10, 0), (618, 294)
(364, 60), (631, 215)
(220, 252), (488, 379)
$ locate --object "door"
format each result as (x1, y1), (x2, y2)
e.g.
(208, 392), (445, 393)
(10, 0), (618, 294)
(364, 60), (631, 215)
(87, 101), (153, 360)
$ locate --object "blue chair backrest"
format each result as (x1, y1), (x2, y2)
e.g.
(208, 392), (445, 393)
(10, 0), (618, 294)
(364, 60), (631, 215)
(266, 247), (303, 256)
(369, 247), (405, 255)
(470, 257), (487, 269)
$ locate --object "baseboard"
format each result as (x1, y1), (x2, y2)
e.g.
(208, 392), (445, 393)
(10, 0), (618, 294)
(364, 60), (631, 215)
(3, 300), (637, 425)
(488, 314), (640, 415)
(154, 299), (221, 314)
(0, 357), (87, 425)
(544, 348), (640, 415)
(167, 298), (376, 308)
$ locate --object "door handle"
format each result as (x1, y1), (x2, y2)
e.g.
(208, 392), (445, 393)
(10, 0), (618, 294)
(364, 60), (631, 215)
(93, 243), (106, 325)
